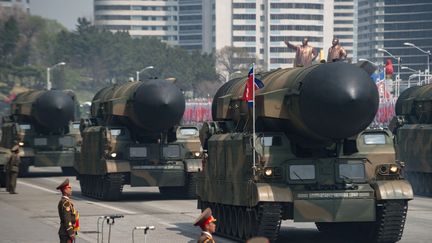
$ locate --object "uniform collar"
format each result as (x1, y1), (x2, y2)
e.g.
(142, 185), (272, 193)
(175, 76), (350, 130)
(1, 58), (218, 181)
(62, 195), (70, 200)
(202, 231), (212, 239)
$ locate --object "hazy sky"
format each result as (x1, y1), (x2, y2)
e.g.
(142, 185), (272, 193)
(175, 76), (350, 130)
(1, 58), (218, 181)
(29, 0), (93, 30)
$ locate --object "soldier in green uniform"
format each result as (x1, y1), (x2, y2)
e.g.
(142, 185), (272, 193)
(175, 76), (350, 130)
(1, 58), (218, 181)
(193, 208), (217, 243)
(56, 178), (79, 243)
(5, 145), (20, 194)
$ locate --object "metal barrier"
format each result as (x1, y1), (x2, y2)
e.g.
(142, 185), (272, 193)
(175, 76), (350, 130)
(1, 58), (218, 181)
(132, 226), (155, 243)
(96, 214), (124, 243)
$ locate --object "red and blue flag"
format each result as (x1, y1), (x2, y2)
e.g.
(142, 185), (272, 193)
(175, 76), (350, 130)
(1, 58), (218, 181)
(242, 66), (264, 107)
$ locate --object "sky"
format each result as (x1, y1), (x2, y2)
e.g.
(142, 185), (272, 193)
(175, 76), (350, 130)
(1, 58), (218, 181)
(29, 0), (93, 30)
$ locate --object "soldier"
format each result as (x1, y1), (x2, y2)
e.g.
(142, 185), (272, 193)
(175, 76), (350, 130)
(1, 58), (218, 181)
(193, 208), (217, 243)
(5, 145), (20, 194)
(327, 37), (347, 62)
(284, 37), (318, 67)
(56, 178), (79, 243)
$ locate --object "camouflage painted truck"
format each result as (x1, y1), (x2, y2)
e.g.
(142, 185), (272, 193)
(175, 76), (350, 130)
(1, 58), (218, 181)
(391, 84), (432, 196)
(198, 62), (413, 242)
(0, 90), (81, 176)
(75, 79), (202, 200)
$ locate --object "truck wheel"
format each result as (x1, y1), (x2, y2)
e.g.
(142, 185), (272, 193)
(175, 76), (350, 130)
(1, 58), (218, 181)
(18, 159), (30, 177)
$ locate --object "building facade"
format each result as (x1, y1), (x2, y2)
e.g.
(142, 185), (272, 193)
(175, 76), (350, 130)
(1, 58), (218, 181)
(357, 0), (432, 79)
(0, 0), (30, 13)
(334, 0), (355, 61)
(95, 0), (346, 71)
(94, 0), (179, 45)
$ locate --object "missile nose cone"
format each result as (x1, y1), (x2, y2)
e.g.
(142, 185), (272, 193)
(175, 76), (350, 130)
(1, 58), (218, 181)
(133, 80), (185, 131)
(300, 62), (379, 139)
(35, 91), (75, 129)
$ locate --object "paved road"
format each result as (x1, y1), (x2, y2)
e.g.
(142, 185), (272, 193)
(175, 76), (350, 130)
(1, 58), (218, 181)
(0, 167), (431, 243)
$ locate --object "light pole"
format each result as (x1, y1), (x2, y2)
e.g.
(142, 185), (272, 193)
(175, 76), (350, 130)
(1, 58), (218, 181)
(402, 66), (421, 87)
(47, 62), (66, 90)
(136, 66), (154, 81)
(404, 42), (431, 75)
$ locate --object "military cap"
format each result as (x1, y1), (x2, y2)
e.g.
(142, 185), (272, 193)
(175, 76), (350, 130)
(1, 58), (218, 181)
(246, 237), (270, 243)
(56, 178), (70, 190)
(11, 145), (20, 152)
(193, 208), (216, 229)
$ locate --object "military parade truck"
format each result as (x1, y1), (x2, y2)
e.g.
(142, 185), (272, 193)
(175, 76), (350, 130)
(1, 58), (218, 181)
(75, 79), (202, 201)
(198, 62), (413, 242)
(0, 90), (80, 176)
(391, 84), (432, 196)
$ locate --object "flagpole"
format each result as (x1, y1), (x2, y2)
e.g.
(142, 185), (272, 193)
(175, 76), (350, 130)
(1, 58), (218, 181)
(252, 63), (256, 175)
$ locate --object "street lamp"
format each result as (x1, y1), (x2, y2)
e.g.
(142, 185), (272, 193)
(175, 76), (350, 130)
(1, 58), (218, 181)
(136, 66), (154, 81)
(404, 42), (431, 75)
(401, 66), (416, 73)
(359, 58), (379, 67)
(47, 62), (66, 90)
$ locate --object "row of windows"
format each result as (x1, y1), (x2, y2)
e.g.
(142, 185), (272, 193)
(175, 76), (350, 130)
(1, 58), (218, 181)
(179, 5), (201, 11)
(179, 15), (201, 21)
(233, 25), (256, 31)
(385, 4), (432, 13)
(384, 21), (432, 30)
(271, 25), (323, 31)
(270, 3), (323, 10)
(334, 13), (353, 17)
(233, 14), (256, 20)
(179, 35), (202, 40)
(384, 30), (432, 39)
(232, 3), (256, 9)
(99, 25), (177, 31)
(271, 36), (323, 42)
(270, 14), (323, 20)
(96, 15), (177, 21)
(334, 27), (353, 32)
(271, 58), (293, 64)
(385, 13), (432, 22)
(179, 25), (202, 31)
(334, 5), (354, 9)
(95, 5), (177, 11)
(335, 20), (354, 24)
(233, 36), (256, 42)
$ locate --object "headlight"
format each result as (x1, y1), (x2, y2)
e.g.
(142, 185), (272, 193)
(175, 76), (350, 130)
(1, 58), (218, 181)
(194, 152), (201, 158)
(18, 142), (24, 146)
(110, 152), (117, 158)
(264, 168), (273, 177)
(389, 164), (399, 173)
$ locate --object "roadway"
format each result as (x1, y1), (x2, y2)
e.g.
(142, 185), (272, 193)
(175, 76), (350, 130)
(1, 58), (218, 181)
(0, 167), (431, 243)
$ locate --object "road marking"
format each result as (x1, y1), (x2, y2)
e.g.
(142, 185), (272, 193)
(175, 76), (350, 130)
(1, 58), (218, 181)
(18, 181), (59, 194)
(84, 201), (137, 215)
(19, 179), (137, 215)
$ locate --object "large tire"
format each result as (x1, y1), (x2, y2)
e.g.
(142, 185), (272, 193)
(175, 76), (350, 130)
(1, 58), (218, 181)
(184, 172), (197, 199)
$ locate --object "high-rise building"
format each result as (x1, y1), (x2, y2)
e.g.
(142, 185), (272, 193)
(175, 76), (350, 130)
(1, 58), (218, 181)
(96, 0), (340, 71)
(204, 0), (334, 71)
(357, 0), (432, 79)
(0, 0), (30, 13)
(334, 0), (355, 61)
(94, 0), (178, 45)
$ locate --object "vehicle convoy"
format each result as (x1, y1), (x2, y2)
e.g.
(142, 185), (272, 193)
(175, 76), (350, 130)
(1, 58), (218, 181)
(391, 84), (432, 196)
(75, 79), (203, 201)
(197, 62), (413, 242)
(0, 90), (81, 177)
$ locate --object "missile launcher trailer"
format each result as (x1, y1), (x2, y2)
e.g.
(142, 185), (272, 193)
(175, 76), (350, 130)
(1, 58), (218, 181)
(0, 90), (80, 176)
(76, 80), (203, 201)
(198, 62), (413, 242)
(391, 84), (432, 196)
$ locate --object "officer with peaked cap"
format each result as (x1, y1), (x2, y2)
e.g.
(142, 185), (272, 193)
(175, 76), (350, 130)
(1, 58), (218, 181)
(56, 178), (79, 243)
(5, 145), (20, 194)
(193, 208), (217, 243)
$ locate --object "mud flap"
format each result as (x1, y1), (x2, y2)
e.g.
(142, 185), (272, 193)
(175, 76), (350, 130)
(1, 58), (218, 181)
(372, 180), (414, 200)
